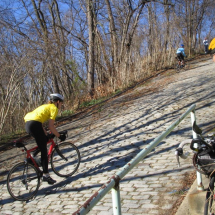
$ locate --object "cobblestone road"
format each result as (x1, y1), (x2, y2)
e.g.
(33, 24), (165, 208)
(0, 57), (215, 215)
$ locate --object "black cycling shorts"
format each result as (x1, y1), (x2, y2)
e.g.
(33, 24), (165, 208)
(177, 53), (184, 61)
(25, 120), (49, 173)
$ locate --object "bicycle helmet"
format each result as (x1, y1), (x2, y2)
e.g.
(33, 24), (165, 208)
(50, 93), (64, 102)
(209, 38), (215, 54)
(181, 44), (184, 47)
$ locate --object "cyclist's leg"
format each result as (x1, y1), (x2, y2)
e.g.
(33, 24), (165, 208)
(25, 121), (48, 174)
(176, 54), (181, 71)
(176, 54), (181, 65)
(25, 121), (56, 184)
(34, 136), (48, 174)
(181, 54), (185, 66)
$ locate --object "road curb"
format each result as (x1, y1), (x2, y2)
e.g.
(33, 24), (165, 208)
(176, 174), (209, 215)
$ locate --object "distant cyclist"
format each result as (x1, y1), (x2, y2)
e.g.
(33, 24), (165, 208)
(24, 93), (66, 185)
(203, 38), (209, 54)
(208, 38), (215, 62)
(176, 44), (187, 67)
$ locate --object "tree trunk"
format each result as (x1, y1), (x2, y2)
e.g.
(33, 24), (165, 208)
(87, 0), (95, 98)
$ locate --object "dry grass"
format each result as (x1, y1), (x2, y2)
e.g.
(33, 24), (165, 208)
(170, 171), (197, 215)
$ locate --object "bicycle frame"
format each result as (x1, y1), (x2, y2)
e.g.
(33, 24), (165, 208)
(24, 139), (57, 169)
(47, 139), (56, 161)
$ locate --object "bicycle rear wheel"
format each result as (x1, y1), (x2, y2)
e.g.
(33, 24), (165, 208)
(51, 142), (81, 177)
(204, 175), (215, 215)
(7, 162), (40, 201)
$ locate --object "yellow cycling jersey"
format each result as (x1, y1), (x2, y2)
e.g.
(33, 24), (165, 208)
(209, 38), (215, 53)
(24, 104), (58, 123)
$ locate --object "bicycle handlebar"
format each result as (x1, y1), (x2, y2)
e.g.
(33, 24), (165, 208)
(175, 121), (215, 168)
(175, 137), (215, 167)
(47, 130), (68, 140)
(175, 139), (192, 167)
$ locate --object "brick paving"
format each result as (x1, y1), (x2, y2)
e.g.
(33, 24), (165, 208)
(0, 57), (215, 214)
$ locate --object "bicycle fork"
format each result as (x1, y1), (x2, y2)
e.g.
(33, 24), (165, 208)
(55, 146), (68, 161)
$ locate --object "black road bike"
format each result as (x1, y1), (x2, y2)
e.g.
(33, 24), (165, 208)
(175, 122), (215, 215)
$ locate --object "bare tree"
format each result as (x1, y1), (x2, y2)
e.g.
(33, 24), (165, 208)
(87, 0), (95, 97)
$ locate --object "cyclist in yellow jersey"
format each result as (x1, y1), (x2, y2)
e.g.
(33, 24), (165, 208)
(208, 38), (215, 62)
(24, 93), (66, 185)
(24, 103), (59, 124)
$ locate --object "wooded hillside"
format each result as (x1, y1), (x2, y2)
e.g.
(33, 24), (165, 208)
(0, 0), (214, 136)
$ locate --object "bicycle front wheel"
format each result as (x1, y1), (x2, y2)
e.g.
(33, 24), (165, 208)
(51, 142), (81, 177)
(7, 162), (40, 201)
(204, 176), (215, 215)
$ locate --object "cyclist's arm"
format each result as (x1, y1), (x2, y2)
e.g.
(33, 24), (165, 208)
(181, 49), (186, 57)
(48, 119), (60, 138)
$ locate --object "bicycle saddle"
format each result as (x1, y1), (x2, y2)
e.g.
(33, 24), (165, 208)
(14, 141), (25, 148)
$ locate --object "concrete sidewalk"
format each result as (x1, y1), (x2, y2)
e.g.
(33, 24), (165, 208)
(176, 175), (209, 215)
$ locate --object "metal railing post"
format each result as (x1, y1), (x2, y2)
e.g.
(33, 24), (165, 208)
(112, 184), (121, 215)
(190, 110), (204, 191)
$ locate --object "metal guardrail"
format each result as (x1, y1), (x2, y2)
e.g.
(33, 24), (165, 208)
(73, 104), (200, 215)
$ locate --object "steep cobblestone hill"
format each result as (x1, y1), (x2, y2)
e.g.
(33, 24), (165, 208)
(0, 57), (215, 215)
